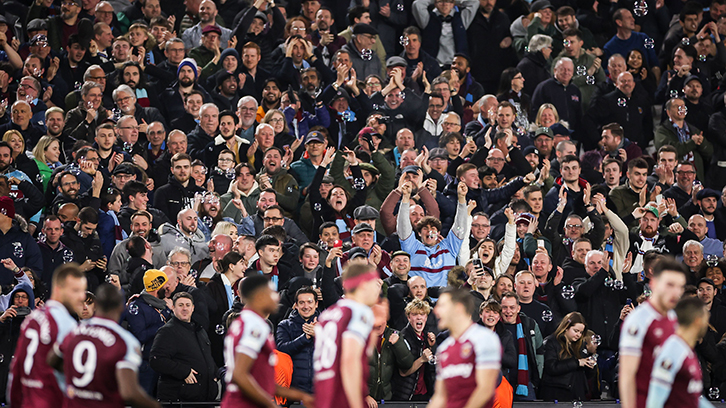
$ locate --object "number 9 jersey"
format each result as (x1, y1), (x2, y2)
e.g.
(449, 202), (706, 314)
(56, 317), (142, 408)
(313, 299), (374, 408)
(9, 300), (78, 408)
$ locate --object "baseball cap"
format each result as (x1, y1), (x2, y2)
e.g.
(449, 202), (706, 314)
(201, 25), (222, 36)
(348, 247), (368, 260)
(305, 131), (326, 144)
(534, 127), (554, 139)
(386, 56), (407, 68)
(402, 165), (421, 174)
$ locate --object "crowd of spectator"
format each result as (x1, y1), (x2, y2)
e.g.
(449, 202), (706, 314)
(1, 0), (726, 404)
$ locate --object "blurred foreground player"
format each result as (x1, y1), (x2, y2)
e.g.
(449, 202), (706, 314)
(428, 288), (502, 408)
(48, 284), (160, 408)
(619, 258), (688, 408)
(222, 275), (314, 408)
(647, 296), (714, 408)
(314, 263), (381, 408)
(9, 264), (87, 408)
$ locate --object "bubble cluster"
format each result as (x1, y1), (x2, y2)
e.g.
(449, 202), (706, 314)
(563, 39), (572, 47)
(613, 280), (624, 290)
(677, 105), (688, 116)
(342, 110), (354, 122)
(682, 37), (690, 46)
(699, 54), (707, 62)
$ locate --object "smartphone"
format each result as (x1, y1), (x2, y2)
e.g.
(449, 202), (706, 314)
(472, 258), (483, 270)
(626, 298), (633, 306)
(537, 239), (545, 249)
(333, 239), (343, 248)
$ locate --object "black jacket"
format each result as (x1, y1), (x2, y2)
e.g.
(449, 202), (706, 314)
(187, 124), (216, 162)
(467, 8), (517, 84)
(540, 333), (592, 401)
(517, 52), (551, 97)
(275, 309), (319, 393)
(585, 88), (653, 150)
(152, 175), (206, 222)
(202, 273), (235, 368)
(149, 316), (218, 402)
(390, 323), (436, 400)
(117, 205), (169, 235)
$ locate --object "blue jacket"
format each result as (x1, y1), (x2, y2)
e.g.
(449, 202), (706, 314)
(275, 309), (319, 393)
(0, 222), (43, 286)
(283, 106), (331, 140)
(121, 294), (172, 360)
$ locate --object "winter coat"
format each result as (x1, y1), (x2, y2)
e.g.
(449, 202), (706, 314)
(540, 334), (592, 401)
(150, 316), (218, 402)
(275, 309), (319, 393)
(368, 326), (416, 401)
(390, 323), (436, 400)
(158, 222), (210, 265)
(121, 294), (173, 360)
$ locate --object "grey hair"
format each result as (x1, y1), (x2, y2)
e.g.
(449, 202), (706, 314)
(167, 129), (186, 142)
(168, 246), (192, 262)
(199, 102), (219, 117)
(556, 140), (576, 153)
(112, 84), (135, 102)
(585, 250), (605, 263)
(80, 81), (102, 97)
(116, 115), (136, 127)
(528, 34), (553, 53)
(664, 97), (683, 111)
(477, 94), (497, 109)
(45, 106), (64, 121)
(683, 240), (704, 252)
(238, 95), (258, 109)
(554, 57), (574, 71)
(83, 65), (104, 81)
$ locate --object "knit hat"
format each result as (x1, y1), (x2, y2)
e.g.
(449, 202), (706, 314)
(177, 58), (199, 80)
(143, 269), (168, 292)
(0, 197), (15, 219)
(220, 48), (240, 65)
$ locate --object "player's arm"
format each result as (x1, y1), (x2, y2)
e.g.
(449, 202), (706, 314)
(116, 367), (161, 408)
(341, 335), (366, 408)
(462, 368), (499, 408)
(46, 348), (64, 372)
(645, 369), (673, 408)
(427, 379), (448, 408)
(619, 354), (640, 408)
(275, 385), (314, 407)
(232, 352), (278, 408)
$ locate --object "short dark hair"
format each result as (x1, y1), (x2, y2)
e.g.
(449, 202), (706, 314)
(602, 157), (623, 172)
(295, 286), (318, 303)
(347, 6), (368, 25)
(402, 26), (421, 38)
(122, 180), (148, 201)
(561, 154), (580, 165)
(299, 243), (320, 259)
(126, 235), (148, 258)
(52, 263), (86, 289)
(219, 109), (238, 124)
(627, 157), (649, 172)
(173, 291), (194, 305)
(562, 28), (582, 40)
(240, 274), (271, 300)
(674, 296), (707, 327)
(218, 251), (245, 274)
(101, 187), (121, 210)
(441, 287), (476, 316)
(255, 234), (281, 252)
(78, 206), (99, 225)
(653, 257), (689, 278)
(602, 122), (624, 139)
(319, 221), (337, 235)
(94, 283), (124, 313)
(500, 291), (519, 304)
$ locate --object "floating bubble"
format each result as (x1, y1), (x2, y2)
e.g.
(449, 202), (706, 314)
(587, 355), (598, 366)
(699, 54), (707, 62)
(13, 243), (23, 258)
(372, 104), (380, 110)
(215, 324), (226, 335)
(36, 173), (44, 183)
(563, 39), (572, 47)
(313, 202), (322, 211)
(586, 76), (595, 85)
(591, 334), (602, 346)
(682, 37), (690, 46)
(542, 310), (553, 322)
(634, 0), (648, 16)
(86, 100), (94, 110)
(516, 126), (526, 136)
(0, 99), (7, 110)
(63, 250), (74, 263)
(644, 38), (655, 49)
(562, 285), (575, 300)
(613, 280), (624, 290)
(129, 304), (139, 315)
(75, 82), (82, 91)
(32, 67), (41, 77)
(573, 401), (583, 408)
(361, 48), (373, 61)
(677, 105), (688, 116)
(123, 142), (133, 153)
(427, 354), (438, 365)
(644, 287), (653, 297)
(202, 216), (213, 228)
(175, 232), (185, 243)
(342, 110), (353, 122)
(524, 46), (530, 53)
(225, 170), (235, 180)
(37, 232), (46, 244)
(0, 354), (5, 363)
(397, 3), (404, 11)
(709, 388), (720, 400)
(399, 35), (409, 47)
(353, 177), (366, 190)
(670, 90), (680, 99)
(604, 277), (613, 288)
(617, 98), (627, 107)
(68, 164), (81, 176)
(576, 65), (587, 76)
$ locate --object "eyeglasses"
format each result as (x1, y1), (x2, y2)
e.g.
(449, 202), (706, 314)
(565, 224), (582, 229)
(264, 217), (284, 222)
(513, 75), (524, 80)
(14, 294), (28, 300)
(167, 48), (185, 53)
(96, 10), (113, 15)
(148, 131), (165, 136)
(113, 174), (134, 180)
(219, 158), (234, 162)
(61, 181), (79, 187)
(168, 261), (191, 267)
(472, 223), (490, 228)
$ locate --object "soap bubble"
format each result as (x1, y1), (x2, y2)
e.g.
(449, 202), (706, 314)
(561, 285), (575, 300)
(313, 203), (322, 211)
(586, 76), (595, 85)
(644, 38), (655, 49)
(427, 354), (438, 365)
(634, 0), (648, 16)
(613, 280), (624, 290)
(682, 37), (690, 46)
(524, 46), (530, 53)
(670, 89), (679, 99)
(342, 110), (353, 122)
(576, 65), (587, 76)
(399, 35), (409, 47)
(617, 98), (627, 107)
(129, 304), (139, 315)
(542, 310), (553, 322)
(677, 105), (688, 116)
(709, 388), (720, 400)
(516, 126), (526, 136)
(63, 250), (74, 263)
(604, 277), (613, 288)
(397, 3), (404, 11)
(573, 401), (583, 408)
(591, 334), (602, 346)
(202, 216), (213, 228)
(563, 39), (572, 47)
(699, 54), (707, 62)
(361, 48), (373, 61)
(215, 324), (226, 335)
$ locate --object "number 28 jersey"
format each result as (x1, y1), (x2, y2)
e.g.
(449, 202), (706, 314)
(314, 299), (374, 408)
(57, 317), (142, 408)
(9, 300), (78, 408)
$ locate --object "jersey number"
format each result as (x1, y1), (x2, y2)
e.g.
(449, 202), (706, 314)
(23, 329), (40, 376)
(71, 341), (97, 388)
(313, 323), (338, 371)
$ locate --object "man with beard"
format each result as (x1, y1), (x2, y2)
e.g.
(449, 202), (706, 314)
(628, 205), (698, 277)
(211, 71), (240, 112)
(158, 208), (209, 265)
(116, 63), (163, 112)
(221, 163), (260, 221)
(60, 206), (106, 291)
(298, 68), (323, 113)
(450, 54), (484, 106)
(28, 0), (82, 51)
(311, 7), (346, 67)
(146, 38), (187, 90)
(243, 189), (309, 242)
(257, 78), (283, 122)
(44, 107), (72, 162)
(205, 110), (249, 166)
(680, 188), (726, 240)
(153, 153), (206, 221)
(238, 42), (271, 101)
(236, 96), (258, 142)
(159, 58), (212, 124)
(117, 180), (170, 234)
(51, 169), (103, 214)
(93, 123), (130, 177)
(0, 101), (44, 151)
(181, 0), (233, 50)
(188, 103), (219, 161)
(122, 269), (173, 395)
(257, 147), (300, 216)
(110, 209), (168, 283)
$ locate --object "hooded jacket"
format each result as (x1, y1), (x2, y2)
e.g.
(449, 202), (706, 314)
(158, 222), (210, 265)
(275, 308), (320, 393)
(152, 174), (206, 222)
(107, 229), (167, 285)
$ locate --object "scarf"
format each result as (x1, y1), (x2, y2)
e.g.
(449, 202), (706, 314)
(140, 292), (168, 314)
(516, 315), (529, 396)
(255, 260), (279, 290)
(104, 209), (128, 246)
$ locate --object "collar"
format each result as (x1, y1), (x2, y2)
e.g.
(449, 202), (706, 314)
(221, 273), (232, 286)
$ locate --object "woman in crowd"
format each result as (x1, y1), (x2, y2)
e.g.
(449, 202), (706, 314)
(31, 135), (62, 193)
(540, 311), (596, 402)
(626, 49), (657, 95)
(497, 67), (531, 131)
(98, 187), (127, 259)
(3, 130), (40, 191)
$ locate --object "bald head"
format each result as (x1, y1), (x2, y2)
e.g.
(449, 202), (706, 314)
(407, 276), (427, 300)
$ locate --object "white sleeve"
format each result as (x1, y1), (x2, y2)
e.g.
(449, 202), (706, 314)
(474, 329), (501, 370)
(646, 339), (687, 408)
(344, 304), (374, 345)
(236, 317), (271, 358)
(117, 330), (143, 372)
(619, 310), (649, 357)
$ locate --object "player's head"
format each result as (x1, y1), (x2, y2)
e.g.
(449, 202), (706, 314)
(651, 257), (688, 311)
(239, 274), (279, 316)
(674, 296), (709, 339)
(434, 287), (474, 331)
(341, 263), (381, 307)
(94, 283), (125, 319)
(51, 263), (88, 316)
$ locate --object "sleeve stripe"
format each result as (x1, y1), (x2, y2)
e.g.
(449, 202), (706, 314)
(116, 361), (139, 372)
(619, 347), (643, 356)
(342, 331), (367, 345)
(236, 345), (260, 359)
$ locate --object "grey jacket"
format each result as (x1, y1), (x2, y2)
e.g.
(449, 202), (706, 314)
(108, 230), (168, 285)
(158, 222), (210, 264)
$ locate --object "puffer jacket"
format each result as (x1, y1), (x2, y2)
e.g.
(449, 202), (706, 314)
(275, 309), (319, 393)
(368, 326), (416, 401)
(158, 222), (210, 264)
(390, 323), (436, 400)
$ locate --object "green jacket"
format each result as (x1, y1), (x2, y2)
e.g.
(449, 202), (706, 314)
(608, 181), (641, 229)
(257, 169), (300, 217)
(654, 121), (713, 182)
(187, 46), (221, 84)
(331, 151), (396, 211)
(368, 326), (415, 401)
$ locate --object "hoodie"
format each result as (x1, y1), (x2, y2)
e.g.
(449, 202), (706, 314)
(158, 222), (210, 264)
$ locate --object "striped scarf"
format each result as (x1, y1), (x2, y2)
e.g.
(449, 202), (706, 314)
(516, 315), (530, 397)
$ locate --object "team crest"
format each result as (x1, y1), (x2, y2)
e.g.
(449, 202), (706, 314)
(661, 358), (672, 370)
(251, 328), (261, 339)
(654, 328), (663, 338)
(461, 343), (473, 358)
(628, 325), (639, 336)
